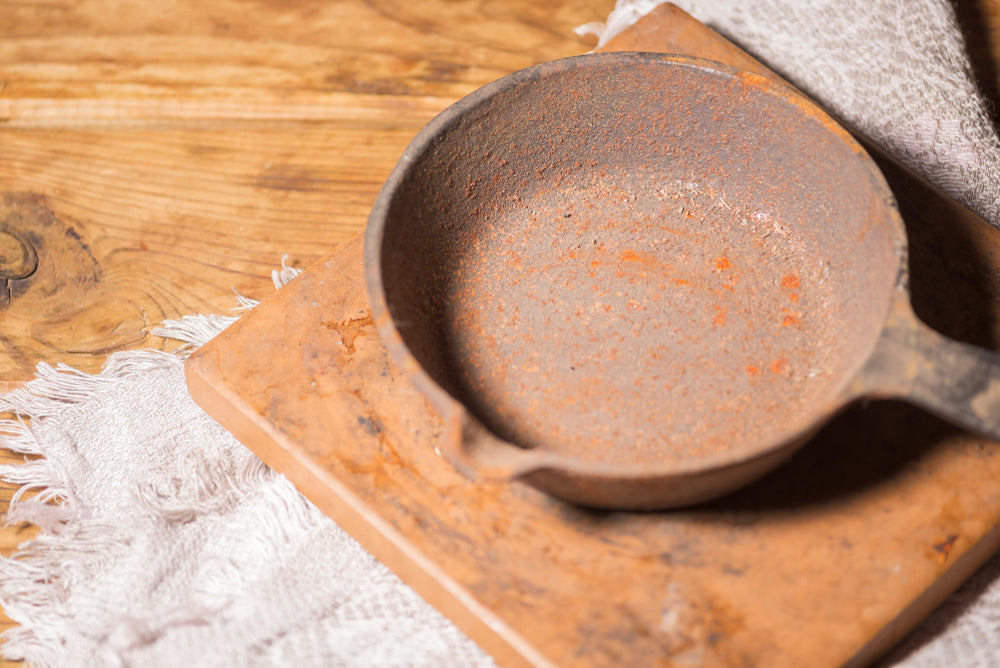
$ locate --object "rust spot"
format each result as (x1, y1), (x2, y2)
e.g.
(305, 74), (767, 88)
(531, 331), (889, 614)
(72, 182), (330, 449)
(357, 415), (384, 436)
(780, 272), (801, 289)
(782, 315), (800, 327)
(322, 313), (375, 356)
(713, 256), (731, 271)
(770, 357), (788, 374)
(932, 534), (959, 562)
(745, 365), (760, 376)
(619, 249), (661, 268)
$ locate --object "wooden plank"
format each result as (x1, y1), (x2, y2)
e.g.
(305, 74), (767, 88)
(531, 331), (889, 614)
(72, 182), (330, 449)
(0, 0), (602, 379)
(0, 128), (401, 377)
(0, 0), (600, 111)
(0, 1), (605, 662)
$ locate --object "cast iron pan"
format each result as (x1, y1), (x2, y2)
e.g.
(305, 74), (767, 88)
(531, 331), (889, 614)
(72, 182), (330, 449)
(365, 52), (1000, 510)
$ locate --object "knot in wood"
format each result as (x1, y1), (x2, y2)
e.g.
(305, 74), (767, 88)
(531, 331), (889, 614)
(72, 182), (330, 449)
(0, 227), (38, 282)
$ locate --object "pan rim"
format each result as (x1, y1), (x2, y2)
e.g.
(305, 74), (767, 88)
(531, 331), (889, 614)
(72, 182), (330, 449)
(363, 51), (907, 480)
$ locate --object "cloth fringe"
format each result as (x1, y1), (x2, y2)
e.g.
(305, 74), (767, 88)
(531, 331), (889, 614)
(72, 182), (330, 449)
(0, 257), (489, 667)
(0, 301), (262, 663)
(150, 256), (300, 354)
(573, 0), (664, 47)
(149, 259), (300, 354)
(271, 255), (303, 290)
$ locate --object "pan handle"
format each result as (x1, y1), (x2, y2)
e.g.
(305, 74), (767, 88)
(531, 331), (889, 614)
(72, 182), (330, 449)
(436, 407), (553, 481)
(852, 295), (1000, 440)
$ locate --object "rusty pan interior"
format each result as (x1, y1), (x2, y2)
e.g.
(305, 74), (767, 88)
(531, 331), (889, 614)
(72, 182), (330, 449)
(365, 53), (903, 505)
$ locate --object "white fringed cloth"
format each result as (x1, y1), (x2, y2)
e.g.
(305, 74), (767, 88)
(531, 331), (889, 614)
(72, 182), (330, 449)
(2, 1), (1000, 666)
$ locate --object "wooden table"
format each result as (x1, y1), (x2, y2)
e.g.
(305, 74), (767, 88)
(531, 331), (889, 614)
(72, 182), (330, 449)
(0, 0), (608, 658)
(1, 0), (999, 664)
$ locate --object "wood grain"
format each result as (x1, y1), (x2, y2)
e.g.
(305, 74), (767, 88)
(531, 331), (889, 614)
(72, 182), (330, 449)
(0, 0), (603, 661)
(0, 0), (605, 380)
(1, 0), (999, 664)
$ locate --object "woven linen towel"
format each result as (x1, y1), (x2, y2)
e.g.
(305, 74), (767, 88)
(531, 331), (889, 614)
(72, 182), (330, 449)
(2, 2), (1000, 666)
(0, 293), (495, 668)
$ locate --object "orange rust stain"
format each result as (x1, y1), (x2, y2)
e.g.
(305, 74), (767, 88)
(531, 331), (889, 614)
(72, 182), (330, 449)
(591, 260), (601, 268)
(673, 277), (687, 286)
(788, 292), (800, 303)
(781, 272), (801, 289)
(714, 256), (731, 270)
(932, 534), (959, 563)
(782, 315), (801, 327)
(771, 357), (788, 374)
(321, 313), (375, 363)
(618, 249), (660, 268)
(745, 365), (761, 376)
(713, 304), (726, 326)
